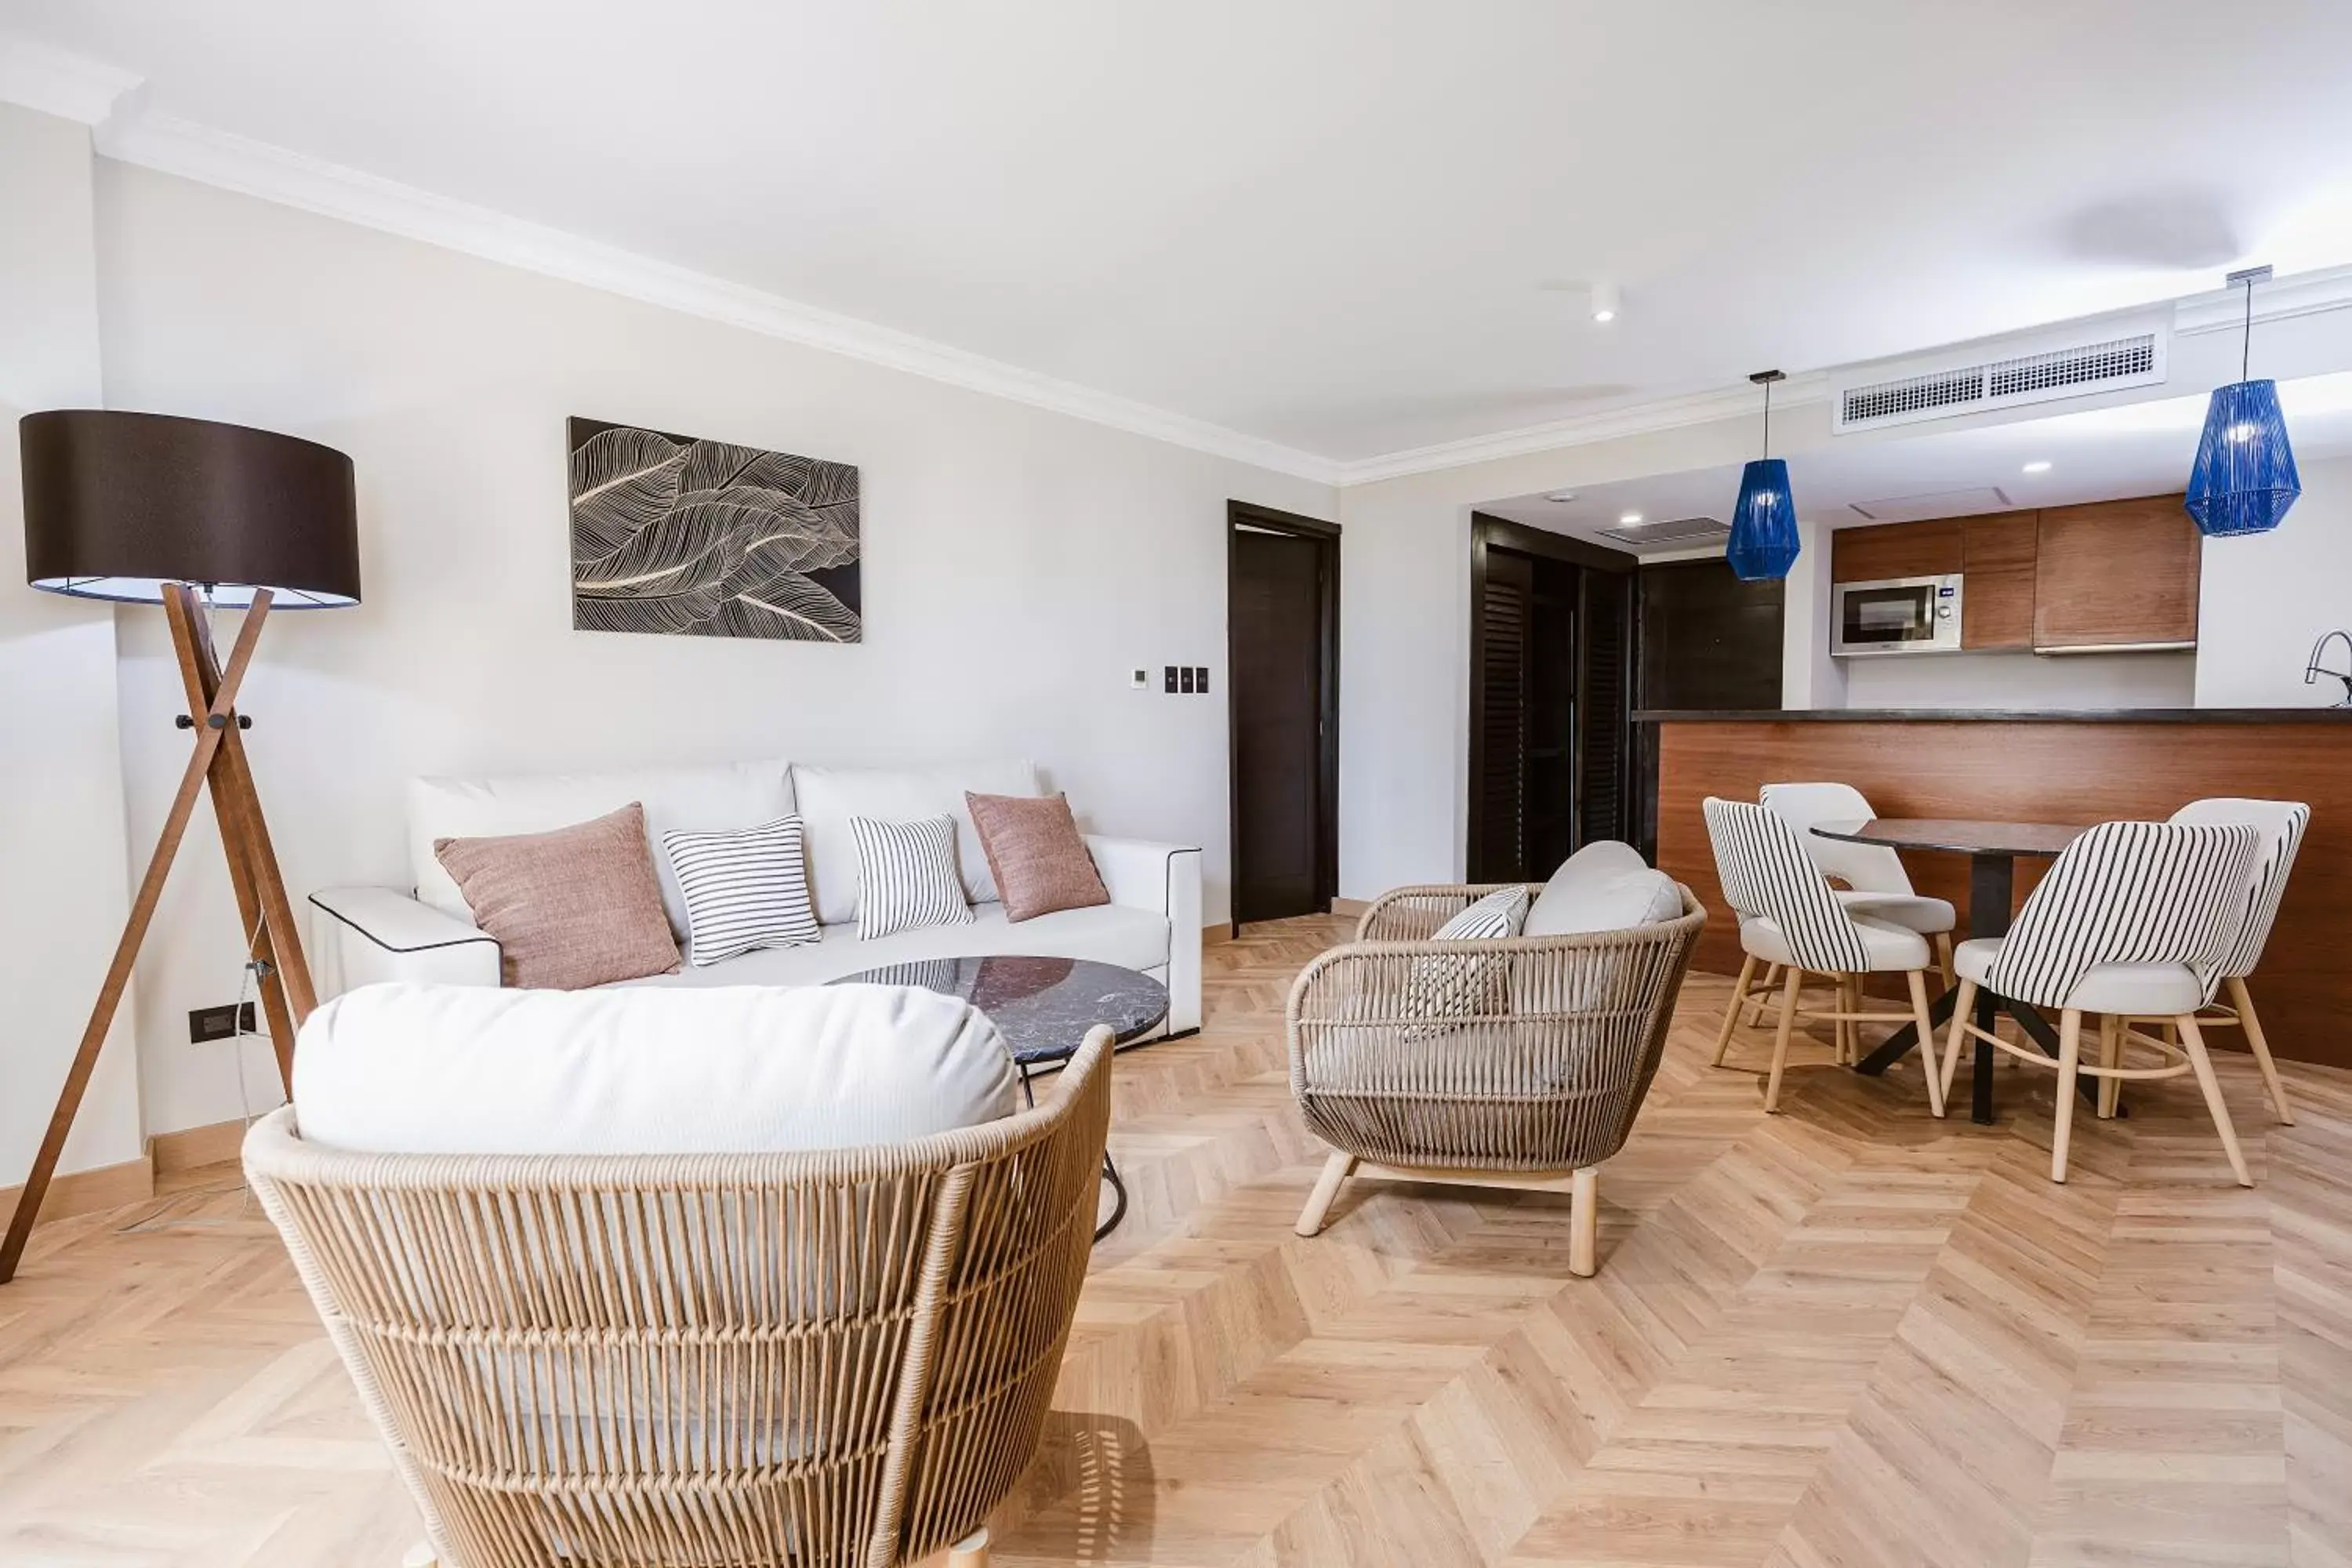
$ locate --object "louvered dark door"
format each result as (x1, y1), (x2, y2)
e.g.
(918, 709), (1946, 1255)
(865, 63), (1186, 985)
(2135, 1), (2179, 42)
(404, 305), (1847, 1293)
(1472, 550), (1532, 880)
(1577, 571), (1632, 847)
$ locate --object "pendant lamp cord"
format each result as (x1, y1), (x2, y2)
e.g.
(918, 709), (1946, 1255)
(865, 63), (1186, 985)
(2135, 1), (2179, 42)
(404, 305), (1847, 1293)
(2241, 274), (2254, 382)
(1762, 376), (1772, 457)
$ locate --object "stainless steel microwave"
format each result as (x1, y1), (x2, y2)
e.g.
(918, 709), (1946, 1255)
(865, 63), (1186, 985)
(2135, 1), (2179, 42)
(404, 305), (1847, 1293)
(1831, 574), (1963, 655)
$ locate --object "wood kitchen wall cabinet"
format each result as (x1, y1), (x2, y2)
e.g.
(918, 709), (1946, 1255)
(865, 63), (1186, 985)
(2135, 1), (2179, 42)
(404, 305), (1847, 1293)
(1959, 512), (2037, 650)
(1828, 493), (2198, 653)
(1828, 518), (1962, 583)
(2034, 495), (2200, 651)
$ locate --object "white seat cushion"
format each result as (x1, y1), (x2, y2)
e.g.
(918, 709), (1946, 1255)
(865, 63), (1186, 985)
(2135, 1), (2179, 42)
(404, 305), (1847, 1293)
(1835, 889), (1956, 936)
(1525, 846), (1681, 938)
(1740, 913), (1929, 973)
(1951, 938), (2204, 1015)
(292, 982), (1018, 1155)
(615, 901), (1171, 990)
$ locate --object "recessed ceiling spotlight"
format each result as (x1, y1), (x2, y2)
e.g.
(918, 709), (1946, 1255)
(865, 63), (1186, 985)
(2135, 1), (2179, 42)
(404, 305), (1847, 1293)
(1590, 281), (1621, 324)
(1544, 490), (1577, 503)
(2022, 459), (2053, 474)
(1619, 510), (1643, 525)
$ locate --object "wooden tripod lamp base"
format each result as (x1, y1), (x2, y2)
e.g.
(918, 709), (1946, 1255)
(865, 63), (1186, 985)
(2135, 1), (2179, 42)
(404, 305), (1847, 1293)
(3, 409), (361, 1284)
(0, 586), (317, 1280)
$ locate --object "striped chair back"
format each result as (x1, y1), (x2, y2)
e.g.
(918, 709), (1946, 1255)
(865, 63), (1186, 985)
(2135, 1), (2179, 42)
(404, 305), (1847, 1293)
(2169, 798), (2310, 978)
(1983, 819), (2259, 1012)
(1703, 797), (1873, 973)
(1760, 781), (1916, 896)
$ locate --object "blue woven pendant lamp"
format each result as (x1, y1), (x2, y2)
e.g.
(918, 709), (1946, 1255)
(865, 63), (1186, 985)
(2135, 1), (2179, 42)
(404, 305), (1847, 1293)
(2185, 265), (2299, 537)
(1727, 369), (1799, 579)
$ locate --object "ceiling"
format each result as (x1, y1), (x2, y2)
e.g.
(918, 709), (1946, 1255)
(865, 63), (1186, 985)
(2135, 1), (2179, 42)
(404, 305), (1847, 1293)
(9, 2), (2352, 465)
(1479, 370), (2352, 554)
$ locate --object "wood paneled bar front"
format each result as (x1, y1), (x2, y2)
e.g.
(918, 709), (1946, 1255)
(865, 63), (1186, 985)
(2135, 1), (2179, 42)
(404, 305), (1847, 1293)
(1644, 708), (2352, 1069)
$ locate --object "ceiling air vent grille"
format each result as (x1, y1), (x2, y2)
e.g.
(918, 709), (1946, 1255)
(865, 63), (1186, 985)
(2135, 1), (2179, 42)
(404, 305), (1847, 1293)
(1834, 326), (2166, 433)
(1600, 516), (1730, 549)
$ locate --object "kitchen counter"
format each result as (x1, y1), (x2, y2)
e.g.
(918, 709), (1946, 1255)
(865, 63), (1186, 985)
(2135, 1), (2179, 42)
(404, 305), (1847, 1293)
(1650, 710), (2352, 1066)
(1637, 706), (2352, 723)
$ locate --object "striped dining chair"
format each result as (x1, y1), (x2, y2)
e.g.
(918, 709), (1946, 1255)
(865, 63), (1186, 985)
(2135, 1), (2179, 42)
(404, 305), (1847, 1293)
(1702, 797), (1945, 1116)
(1936, 819), (2259, 1185)
(2165, 797), (2308, 1125)
(1750, 782), (1959, 1034)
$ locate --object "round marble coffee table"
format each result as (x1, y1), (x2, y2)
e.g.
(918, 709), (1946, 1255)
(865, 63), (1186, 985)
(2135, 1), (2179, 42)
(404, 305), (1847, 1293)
(827, 955), (1168, 1239)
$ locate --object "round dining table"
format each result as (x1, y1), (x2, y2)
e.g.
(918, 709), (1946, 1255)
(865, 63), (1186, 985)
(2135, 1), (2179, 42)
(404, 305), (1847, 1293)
(1810, 818), (2087, 1124)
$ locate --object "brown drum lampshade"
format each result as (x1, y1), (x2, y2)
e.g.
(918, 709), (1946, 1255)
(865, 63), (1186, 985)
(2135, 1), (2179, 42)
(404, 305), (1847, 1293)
(20, 409), (361, 608)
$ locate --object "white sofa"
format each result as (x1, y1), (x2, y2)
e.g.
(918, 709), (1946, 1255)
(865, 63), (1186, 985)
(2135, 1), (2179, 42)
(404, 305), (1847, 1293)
(308, 757), (1203, 1035)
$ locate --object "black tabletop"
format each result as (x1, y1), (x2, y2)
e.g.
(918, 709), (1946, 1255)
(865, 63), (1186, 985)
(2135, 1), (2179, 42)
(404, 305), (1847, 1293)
(1812, 817), (2085, 858)
(827, 954), (1168, 1064)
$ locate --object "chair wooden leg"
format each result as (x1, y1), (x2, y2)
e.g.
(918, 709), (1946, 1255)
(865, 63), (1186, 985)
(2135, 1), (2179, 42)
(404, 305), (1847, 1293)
(2049, 1008), (2082, 1184)
(1295, 1152), (1356, 1237)
(2179, 1014), (2252, 1188)
(1935, 931), (1955, 992)
(1714, 954), (1756, 1067)
(1765, 967), (1804, 1113)
(1746, 962), (1782, 1026)
(948, 1528), (992, 1568)
(2228, 977), (2295, 1125)
(2096, 1014), (2122, 1120)
(1907, 968), (1944, 1118)
(1938, 979), (1978, 1105)
(1569, 1167), (1599, 1278)
(1840, 977), (1860, 1064)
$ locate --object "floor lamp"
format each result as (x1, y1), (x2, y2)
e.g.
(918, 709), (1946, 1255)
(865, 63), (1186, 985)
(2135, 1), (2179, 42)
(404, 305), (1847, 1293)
(0, 410), (360, 1283)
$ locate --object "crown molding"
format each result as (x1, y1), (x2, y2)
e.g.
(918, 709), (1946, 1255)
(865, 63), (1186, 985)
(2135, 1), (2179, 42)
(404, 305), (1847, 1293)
(89, 109), (1347, 486)
(1332, 373), (1833, 487)
(0, 35), (141, 125)
(2171, 261), (2352, 336)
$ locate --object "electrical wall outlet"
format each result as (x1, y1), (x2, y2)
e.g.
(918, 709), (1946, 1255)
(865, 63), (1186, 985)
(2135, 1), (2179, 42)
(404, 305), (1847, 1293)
(1194, 666), (1210, 694)
(1131, 667), (1149, 689)
(189, 1002), (258, 1043)
(1163, 665), (1179, 692)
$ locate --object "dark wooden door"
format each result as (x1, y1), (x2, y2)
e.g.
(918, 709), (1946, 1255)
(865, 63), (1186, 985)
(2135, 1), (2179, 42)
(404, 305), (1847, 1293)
(1230, 522), (1334, 924)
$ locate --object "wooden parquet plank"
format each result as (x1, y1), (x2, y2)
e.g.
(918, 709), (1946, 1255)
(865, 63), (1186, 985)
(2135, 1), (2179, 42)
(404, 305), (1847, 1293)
(2, 919), (2348, 1568)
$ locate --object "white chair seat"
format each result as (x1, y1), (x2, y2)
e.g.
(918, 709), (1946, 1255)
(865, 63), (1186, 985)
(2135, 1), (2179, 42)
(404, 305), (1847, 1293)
(1835, 889), (1955, 935)
(1951, 937), (2204, 1015)
(1741, 913), (1929, 973)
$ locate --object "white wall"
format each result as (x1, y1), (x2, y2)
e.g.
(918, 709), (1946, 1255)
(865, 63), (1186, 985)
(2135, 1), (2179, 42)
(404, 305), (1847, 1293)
(93, 163), (1334, 1138)
(1839, 646), (2195, 710)
(2195, 452), (2352, 708)
(0, 104), (142, 1187)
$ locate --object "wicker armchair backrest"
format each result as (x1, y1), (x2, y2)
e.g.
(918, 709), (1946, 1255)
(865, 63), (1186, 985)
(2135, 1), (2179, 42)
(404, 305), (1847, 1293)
(1290, 888), (1704, 1174)
(245, 1028), (1114, 1568)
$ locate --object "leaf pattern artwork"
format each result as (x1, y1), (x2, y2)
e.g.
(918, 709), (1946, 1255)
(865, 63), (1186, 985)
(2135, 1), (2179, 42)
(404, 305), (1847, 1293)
(568, 417), (862, 642)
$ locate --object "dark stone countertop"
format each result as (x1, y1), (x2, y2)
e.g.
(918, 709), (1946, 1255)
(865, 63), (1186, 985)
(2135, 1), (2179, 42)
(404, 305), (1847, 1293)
(1633, 707), (2352, 724)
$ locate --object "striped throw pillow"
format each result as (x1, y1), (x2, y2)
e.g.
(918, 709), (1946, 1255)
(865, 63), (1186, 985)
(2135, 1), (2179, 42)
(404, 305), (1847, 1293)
(1403, 886), (1529, 1033)
(851, 815), (977, 940)
(662, 815), (821, 966)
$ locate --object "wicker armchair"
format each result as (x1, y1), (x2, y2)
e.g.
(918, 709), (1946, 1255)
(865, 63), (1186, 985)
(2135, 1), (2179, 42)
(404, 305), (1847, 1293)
(245, 1028), (1115, 1568)
(1287, 884), (1704, 1273)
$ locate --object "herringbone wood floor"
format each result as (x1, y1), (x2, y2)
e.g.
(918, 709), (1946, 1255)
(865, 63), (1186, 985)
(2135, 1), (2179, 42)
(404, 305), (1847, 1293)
(5, 915), (2350, 1566)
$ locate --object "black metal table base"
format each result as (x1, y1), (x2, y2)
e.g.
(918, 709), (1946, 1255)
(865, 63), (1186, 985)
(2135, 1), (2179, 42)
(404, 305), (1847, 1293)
(1020, 1063), (1128, 1241)
(1849, 848), (2109, 1124)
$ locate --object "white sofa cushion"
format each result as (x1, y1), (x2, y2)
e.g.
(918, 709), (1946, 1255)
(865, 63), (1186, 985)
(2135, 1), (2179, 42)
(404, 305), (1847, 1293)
(1524, 865), (1682, 938)
(791, 760), (1040, 924)
(618, 900), (1171, 991)
(410, 760), (795, 939)
(292, 981), (1018, 1155)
